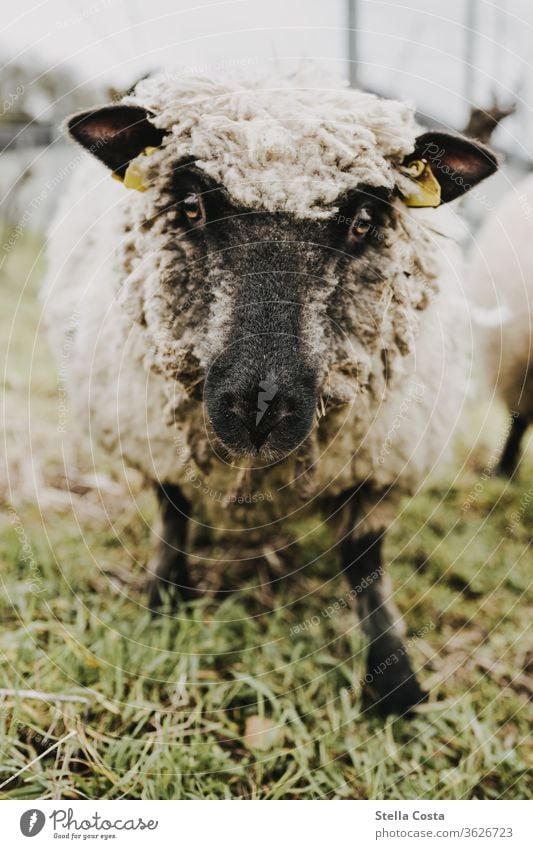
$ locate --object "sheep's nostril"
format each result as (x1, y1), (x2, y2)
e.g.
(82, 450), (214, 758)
(280, 395), (300, 416)
(218, 391), (240, 417)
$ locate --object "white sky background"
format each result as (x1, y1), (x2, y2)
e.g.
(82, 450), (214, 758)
(2, 0), (533, 157)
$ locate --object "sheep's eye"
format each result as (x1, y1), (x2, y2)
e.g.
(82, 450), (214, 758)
(350, 205), (374, 241)
(182, 193), (206, 226)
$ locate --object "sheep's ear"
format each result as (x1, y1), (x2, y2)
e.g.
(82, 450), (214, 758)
(66, 105), (166, 178)
(402, 131), (498, 204)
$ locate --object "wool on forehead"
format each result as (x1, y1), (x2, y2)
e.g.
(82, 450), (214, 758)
(126, 67), (418, 218)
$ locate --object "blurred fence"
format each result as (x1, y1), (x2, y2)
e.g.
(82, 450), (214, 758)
(0, 123), (54, 149)
(0, 138), (71, 244)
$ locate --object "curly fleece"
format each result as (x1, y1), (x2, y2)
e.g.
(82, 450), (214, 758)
(125, 67), (417, 217)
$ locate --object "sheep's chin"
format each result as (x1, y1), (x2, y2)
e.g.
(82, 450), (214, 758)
(212, 435), (300, 468)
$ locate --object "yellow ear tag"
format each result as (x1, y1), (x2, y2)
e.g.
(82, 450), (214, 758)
(112, 146), (159, 192)
(400, 159), (441, 208)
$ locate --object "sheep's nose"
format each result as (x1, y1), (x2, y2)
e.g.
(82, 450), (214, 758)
(222, 385), (297, 449)
(206, 374), (317, 460)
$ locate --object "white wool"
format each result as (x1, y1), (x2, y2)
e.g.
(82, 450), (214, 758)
(125, 67), (417, 218)
(472, 304), (512, 328)
(43, 68), (473, 537)
(469, 175), (533, 420)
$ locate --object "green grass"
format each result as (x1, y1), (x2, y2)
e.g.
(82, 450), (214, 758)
(0, 225), (531, 799)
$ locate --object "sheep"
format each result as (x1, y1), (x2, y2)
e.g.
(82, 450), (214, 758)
(42, 68), (498, 714)
(469, 177), (533, 476)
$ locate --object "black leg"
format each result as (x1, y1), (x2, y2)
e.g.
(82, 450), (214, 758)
(497, 414), (529, 477)
(342, 530), (427, 716)
(147, 483), (197, 610)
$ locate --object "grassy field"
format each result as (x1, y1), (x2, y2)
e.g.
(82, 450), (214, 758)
(0, 227), (531, 800)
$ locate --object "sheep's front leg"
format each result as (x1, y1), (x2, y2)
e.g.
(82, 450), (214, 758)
(147, 483), (197, 611)
(497, 413), (529, 477)
(341, 530), (427, 715)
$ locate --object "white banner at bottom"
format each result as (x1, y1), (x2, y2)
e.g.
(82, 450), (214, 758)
(2, 799), (530, 848)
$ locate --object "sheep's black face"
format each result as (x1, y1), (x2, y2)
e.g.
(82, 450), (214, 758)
(200, 206), (325, 462)
(170, 166), (393, 462)
(203, 233), (320, 461)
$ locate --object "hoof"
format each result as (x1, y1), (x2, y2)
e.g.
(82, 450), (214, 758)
(369, 677), (428, 717)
